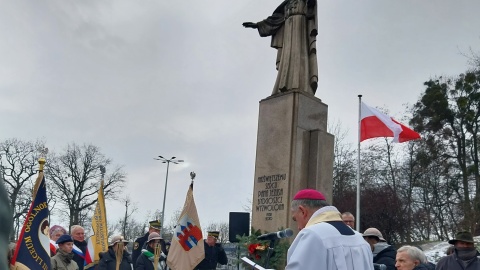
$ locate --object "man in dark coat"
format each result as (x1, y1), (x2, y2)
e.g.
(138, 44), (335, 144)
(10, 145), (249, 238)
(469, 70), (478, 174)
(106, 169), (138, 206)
(194, 231), (228, 270)
(71, 225), (88, 270)
(98, 235), (132, 270)
(436, 231), (480, 270)
(132, 220), (161, 268)
(395, 245), (435, 270)
(363, 227), (396, 270)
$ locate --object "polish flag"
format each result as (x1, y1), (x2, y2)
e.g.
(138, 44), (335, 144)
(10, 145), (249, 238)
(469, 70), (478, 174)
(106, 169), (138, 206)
(360, 101), (421, 143)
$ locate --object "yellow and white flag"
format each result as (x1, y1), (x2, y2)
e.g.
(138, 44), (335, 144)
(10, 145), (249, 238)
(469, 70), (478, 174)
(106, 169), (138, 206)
(85, 180), (108, 268)
(167, 183), (205, 270)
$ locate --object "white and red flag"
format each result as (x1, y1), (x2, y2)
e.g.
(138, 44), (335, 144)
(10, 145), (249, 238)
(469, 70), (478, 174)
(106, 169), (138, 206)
(360, 101), (421, 143)
(167, 182), (205, 270)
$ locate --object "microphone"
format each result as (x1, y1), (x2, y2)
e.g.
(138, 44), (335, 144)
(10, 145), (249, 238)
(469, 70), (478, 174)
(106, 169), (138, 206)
(257, 228), (294, 241)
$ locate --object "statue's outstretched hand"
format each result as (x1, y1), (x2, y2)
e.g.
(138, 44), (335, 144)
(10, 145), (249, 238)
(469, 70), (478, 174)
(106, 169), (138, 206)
(242, 22), (258, 29)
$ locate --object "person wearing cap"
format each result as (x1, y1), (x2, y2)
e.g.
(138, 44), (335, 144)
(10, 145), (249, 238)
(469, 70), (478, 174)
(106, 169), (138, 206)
(395, 245), (435, 270)
(51, 225), (68, 242)
(51, 234), (79, 270)
(286, 189), (373, 269)
(436, 231), (480, 270)
(341, 212), (355, 229)
(136, 232), (168, 270)
(363, 227), (396, 270)
(98, 235), (132, 270)
(194, 231), (228, 270)
(132, 220), (162, 268)
(70, 225), (88, 270)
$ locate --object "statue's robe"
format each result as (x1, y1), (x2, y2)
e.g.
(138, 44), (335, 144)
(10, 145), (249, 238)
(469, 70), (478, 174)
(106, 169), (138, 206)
(256, 0), (318, 95)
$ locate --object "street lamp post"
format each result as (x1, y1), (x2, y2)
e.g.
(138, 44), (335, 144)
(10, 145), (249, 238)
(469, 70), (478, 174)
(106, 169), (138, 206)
(154, 155), (184, 236)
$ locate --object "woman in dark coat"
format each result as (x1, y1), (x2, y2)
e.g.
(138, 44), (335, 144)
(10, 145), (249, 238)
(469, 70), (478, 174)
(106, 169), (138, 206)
(98, 235), (132, 270)
(136, 232), (167, 270)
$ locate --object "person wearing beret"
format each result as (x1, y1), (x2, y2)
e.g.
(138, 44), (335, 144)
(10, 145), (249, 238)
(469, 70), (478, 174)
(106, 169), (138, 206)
(194, 231), (228, 270)
(286, 189), (373, 270)
(97, 235), (132, 270)
(132, 220), (162, 268)
(436, 231), (480, 270)
(51, 234), (79, 270)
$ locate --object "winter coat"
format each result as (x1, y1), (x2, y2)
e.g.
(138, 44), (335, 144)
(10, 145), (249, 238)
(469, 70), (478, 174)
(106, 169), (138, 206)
(51, 249), (80, 270)
(436, 251), (480, 270)
(132, 232), (148, 268)
(72, 240), (88, 270)
(413, 262), (435, 270)
(97, 247), (132, 270)
(132, 233), (168, 269)
(135, 246), (166, 270)
(194, 241), (228, 270)
(373, 244), (396, 270)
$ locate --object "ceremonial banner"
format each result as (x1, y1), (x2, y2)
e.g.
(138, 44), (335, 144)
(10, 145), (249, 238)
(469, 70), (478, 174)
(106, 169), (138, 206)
(360, 101), (421, 143)
(167, 183), (205, 270)
(85, 180), (108, 269)
(11, 159), (51, 270)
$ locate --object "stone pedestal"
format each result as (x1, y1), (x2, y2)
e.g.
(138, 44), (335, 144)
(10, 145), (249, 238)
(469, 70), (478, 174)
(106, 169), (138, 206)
(251, 91), (334, 234)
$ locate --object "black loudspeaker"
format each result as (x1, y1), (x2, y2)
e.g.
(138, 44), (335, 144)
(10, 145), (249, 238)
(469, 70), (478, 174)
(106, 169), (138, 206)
(229, 212), (250, 242)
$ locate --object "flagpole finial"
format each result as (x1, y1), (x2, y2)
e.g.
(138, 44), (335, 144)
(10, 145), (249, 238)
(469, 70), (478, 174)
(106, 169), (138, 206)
(99, 165), (106, 179)
(358, 94), (362, 98)
(38, 158), (46, 172)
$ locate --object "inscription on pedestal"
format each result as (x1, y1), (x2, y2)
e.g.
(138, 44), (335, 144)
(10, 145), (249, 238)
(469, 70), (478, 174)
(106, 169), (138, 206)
(256, 173), (286, 221)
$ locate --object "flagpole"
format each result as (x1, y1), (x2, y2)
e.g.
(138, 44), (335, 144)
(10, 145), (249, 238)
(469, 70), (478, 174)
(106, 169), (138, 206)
(356, 95), (362, 232)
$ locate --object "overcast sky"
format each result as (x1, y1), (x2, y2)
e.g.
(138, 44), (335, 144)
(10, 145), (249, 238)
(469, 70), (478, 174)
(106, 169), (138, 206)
(1, 1), (479, 233)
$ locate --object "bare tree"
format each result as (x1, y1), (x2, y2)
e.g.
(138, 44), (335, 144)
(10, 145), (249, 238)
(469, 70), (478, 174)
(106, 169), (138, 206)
(46, 143), (126, 230)
(110, 198), (144, 241)
(0, 138), (46, 240)
(329, 121), (356, 205)
(113, 196), (145, 240)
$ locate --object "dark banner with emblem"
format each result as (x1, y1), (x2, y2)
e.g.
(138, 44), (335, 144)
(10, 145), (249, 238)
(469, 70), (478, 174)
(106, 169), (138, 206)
(11, 173), (51, 270)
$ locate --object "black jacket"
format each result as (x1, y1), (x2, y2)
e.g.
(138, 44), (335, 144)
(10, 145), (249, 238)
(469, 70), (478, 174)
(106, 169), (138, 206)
(436, 251), (480, 270)
(132, 233), (168, 268)
(135, 245), (167, 270)
(132, 232), (149, 268)
(72, 240), (88, 270)
(373, 245), (396, 270)
(97, 247), (132, 270)
(194, 241), (228, 270)
(413, 262), (435, 270)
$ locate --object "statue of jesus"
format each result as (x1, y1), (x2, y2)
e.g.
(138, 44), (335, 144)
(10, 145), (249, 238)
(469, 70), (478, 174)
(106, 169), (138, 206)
(243, 0), (318, 96)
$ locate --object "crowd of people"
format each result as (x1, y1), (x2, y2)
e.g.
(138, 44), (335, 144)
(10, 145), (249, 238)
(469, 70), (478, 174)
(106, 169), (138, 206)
(3, 219), (227, 270)
(2, 181), (480, 270)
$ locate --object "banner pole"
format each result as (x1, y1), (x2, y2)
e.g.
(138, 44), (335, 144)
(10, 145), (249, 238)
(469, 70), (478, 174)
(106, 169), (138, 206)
(356, 95), (362, 232)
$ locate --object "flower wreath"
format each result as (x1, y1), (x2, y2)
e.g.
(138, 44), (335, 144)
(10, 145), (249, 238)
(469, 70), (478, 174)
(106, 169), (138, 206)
(248, 243), (268, 260)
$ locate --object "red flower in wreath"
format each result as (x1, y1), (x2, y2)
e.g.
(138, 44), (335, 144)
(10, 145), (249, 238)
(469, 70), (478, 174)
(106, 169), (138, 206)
(248, 243), (267, 260)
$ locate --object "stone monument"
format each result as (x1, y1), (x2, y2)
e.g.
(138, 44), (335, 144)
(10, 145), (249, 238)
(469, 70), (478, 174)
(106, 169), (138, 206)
(243, 0), (334, 234)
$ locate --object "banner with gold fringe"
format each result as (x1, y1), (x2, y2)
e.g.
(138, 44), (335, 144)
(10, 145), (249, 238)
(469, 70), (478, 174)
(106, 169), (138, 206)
(10, 158), (51, 270)
(85, 175), (108, 269)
